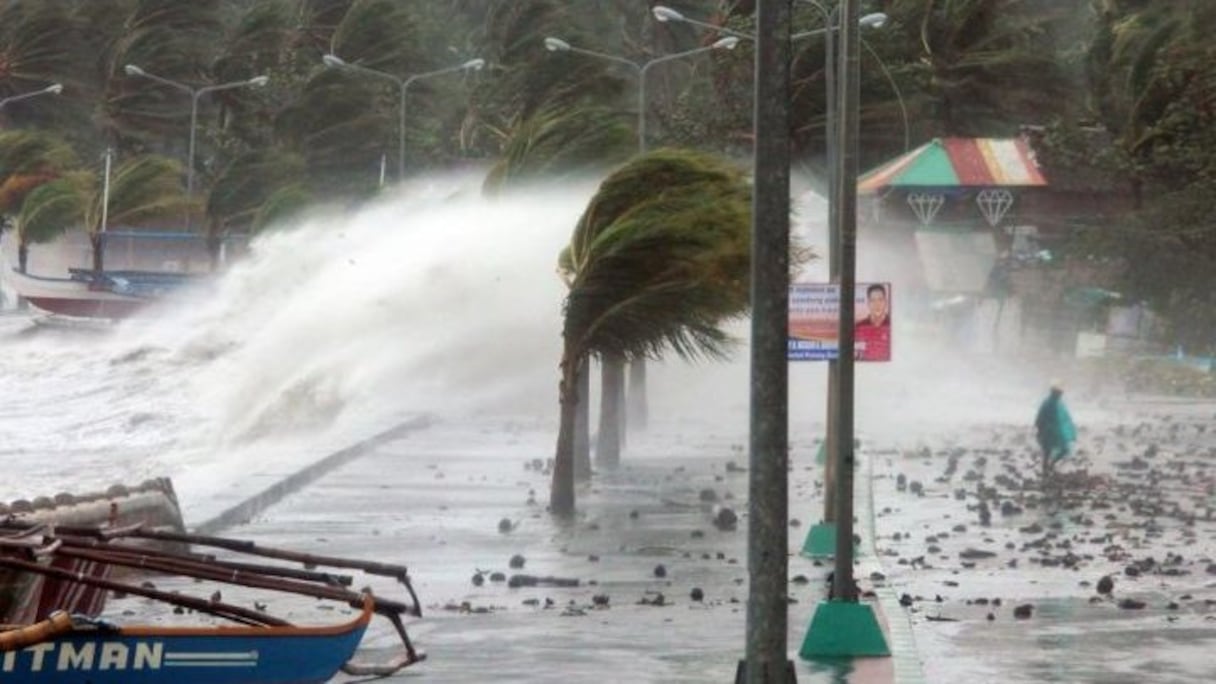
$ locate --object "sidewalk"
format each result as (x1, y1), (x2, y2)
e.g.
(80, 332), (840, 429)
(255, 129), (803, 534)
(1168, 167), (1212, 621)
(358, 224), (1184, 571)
(111, 416), (918, 683)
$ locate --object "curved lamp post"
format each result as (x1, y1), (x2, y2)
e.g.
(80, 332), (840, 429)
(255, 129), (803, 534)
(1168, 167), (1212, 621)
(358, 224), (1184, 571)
(322, 55), (485, 181)
(798, 0), (909, 153)
(543, 35), (739, 153)
(124, 65), (269, 198)
(653, 4), (887, 42)
(0, 82), (64, 111)
(652, 4), (904, 153)
(543, 34), (738, 435)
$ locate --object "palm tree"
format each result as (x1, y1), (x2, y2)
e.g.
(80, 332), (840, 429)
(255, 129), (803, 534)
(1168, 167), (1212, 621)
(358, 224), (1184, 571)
(551, 148), (752, 515)
(203, 146), (308, 265)
(0, 2), (91, 135)
(0, 130), (80, 271)
(483, 103), (633, 194)
(15, 154), (194, 273)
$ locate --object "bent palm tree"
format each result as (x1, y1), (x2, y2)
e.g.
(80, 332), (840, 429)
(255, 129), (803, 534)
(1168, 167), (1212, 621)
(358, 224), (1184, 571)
(551, 148), (752, 515)
(15, 155), (194, 273)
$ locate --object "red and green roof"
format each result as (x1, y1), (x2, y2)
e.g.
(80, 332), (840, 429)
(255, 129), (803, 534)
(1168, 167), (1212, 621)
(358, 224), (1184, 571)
(858, 137), (1047, 195)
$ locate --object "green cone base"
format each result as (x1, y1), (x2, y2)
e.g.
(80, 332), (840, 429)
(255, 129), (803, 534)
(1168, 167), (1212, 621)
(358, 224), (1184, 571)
(801, 522), (837, 558)
(799, 600), (890, 658)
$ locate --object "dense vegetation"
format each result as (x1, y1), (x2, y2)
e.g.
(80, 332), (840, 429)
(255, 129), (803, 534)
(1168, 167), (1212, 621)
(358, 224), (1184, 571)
(0, 0), (1212, 348)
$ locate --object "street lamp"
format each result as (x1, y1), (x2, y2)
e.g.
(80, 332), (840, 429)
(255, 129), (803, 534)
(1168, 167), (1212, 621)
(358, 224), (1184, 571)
(653, 4), (887, 41)
(0, 82), (64, 111)
(798, 0), (908, 153)
(543, 35), (739, 153)
(124, 65), (269, 199)
(322, 55), (485, 181)
(544, 34), (738, 434)
(652, 4), (904, 155)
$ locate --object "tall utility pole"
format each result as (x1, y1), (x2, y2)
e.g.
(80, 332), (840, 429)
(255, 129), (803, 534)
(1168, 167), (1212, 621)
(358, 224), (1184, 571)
(831, 0), (861, 601)
(800, 0), (889, 659)
(741, 0), (793, 681)
(823, 2), (841, 534)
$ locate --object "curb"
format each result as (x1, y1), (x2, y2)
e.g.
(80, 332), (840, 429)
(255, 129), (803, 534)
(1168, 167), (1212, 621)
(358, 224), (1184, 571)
(191, 415), (433, 535)
(858, 449), (926, 683)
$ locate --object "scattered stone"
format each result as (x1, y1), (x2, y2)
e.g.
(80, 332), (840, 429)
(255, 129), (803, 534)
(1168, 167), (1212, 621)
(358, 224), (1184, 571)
(509, 554), (526, 569)
(498, 518), (514, 534)
(1096, 575), (1114, 595)
(508, 574), (579, 588)
(959, 548), (997, 560)
(1013, 604), (1034, 619)
(712, 506), (739, 531)
(1118, 598), (1147, 610)
(690, 587), (704, 602)
(654, 564), (667, 579)
(472, 573), (485, 587)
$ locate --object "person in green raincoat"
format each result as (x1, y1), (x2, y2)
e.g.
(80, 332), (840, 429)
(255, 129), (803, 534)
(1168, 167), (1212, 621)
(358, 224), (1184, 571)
(1035, 382), (1076, 480)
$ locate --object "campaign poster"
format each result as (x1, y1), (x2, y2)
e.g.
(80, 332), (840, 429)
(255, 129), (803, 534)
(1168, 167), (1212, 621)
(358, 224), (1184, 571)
(788, 282), (892, 361)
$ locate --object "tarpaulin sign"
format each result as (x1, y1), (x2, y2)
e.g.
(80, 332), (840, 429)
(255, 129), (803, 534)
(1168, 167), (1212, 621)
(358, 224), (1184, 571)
(788, 283), (892, 361)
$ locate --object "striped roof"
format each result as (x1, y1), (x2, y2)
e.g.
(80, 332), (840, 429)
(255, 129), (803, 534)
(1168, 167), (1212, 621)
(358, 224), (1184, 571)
(858, 137), (1047, 194)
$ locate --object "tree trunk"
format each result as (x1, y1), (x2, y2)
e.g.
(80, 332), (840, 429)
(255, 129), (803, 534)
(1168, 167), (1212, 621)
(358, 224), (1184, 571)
(574, 355), (591, 481)
(550, 342), (579, 516)
(206, 232), (222, 273)
(90, 233), (104, 273)
(596, 352), (625, 469)
(17, 242), (28, 273)
(627, 359), (649, 432)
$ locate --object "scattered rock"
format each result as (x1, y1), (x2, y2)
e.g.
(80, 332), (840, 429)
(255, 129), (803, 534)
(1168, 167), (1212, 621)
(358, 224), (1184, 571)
(712, 506), (738, 531)
(1096, 575), (1114, 595)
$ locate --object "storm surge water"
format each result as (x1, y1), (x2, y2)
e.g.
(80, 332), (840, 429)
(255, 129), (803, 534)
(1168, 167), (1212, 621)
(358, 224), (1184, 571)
(0, 169), (1047, 521)
(0, 171), (593, 519)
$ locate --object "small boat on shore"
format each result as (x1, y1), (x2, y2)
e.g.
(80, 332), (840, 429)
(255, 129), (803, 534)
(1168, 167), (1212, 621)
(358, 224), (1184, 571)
(0, 479), (186, 625)
(0, 521), (425, 681)
(0, 594), (379, 683)
(2, 229), (247, 320)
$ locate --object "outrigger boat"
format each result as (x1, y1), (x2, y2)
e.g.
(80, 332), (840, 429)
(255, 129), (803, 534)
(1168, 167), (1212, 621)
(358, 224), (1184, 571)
(0, 521), (425, 682)
(0, 479), (186, 625)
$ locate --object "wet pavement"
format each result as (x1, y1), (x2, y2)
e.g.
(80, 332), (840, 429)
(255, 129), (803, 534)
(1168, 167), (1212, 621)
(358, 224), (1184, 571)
(106, 403), (1216, 682)
(110, 417), (908, 682)
(867, 401), (1216, 683)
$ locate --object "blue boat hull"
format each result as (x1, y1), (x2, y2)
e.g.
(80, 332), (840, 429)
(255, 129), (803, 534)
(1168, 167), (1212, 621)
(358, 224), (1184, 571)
(1, 607), (370, 684)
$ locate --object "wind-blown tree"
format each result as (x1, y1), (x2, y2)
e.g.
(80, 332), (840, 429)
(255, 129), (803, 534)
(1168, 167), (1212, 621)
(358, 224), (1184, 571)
(15, 155), (194, 273)
(101, 0), (227, 149)
(0, 2), (92, 137)
(482, 103), (633, 193)
(473, 0), (637, 188)
(1054, 1), (1216, 351)
(551, 148), (752, 515)
(205, 146), (308, 264)
(0, 131), (81, 271)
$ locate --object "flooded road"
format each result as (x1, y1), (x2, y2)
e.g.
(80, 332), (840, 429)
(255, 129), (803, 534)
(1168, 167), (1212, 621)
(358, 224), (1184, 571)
(106, 403), (1216, 683)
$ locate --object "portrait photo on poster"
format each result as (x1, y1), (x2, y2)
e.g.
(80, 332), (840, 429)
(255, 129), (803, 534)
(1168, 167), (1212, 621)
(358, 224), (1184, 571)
(854, 283), (891, 361)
